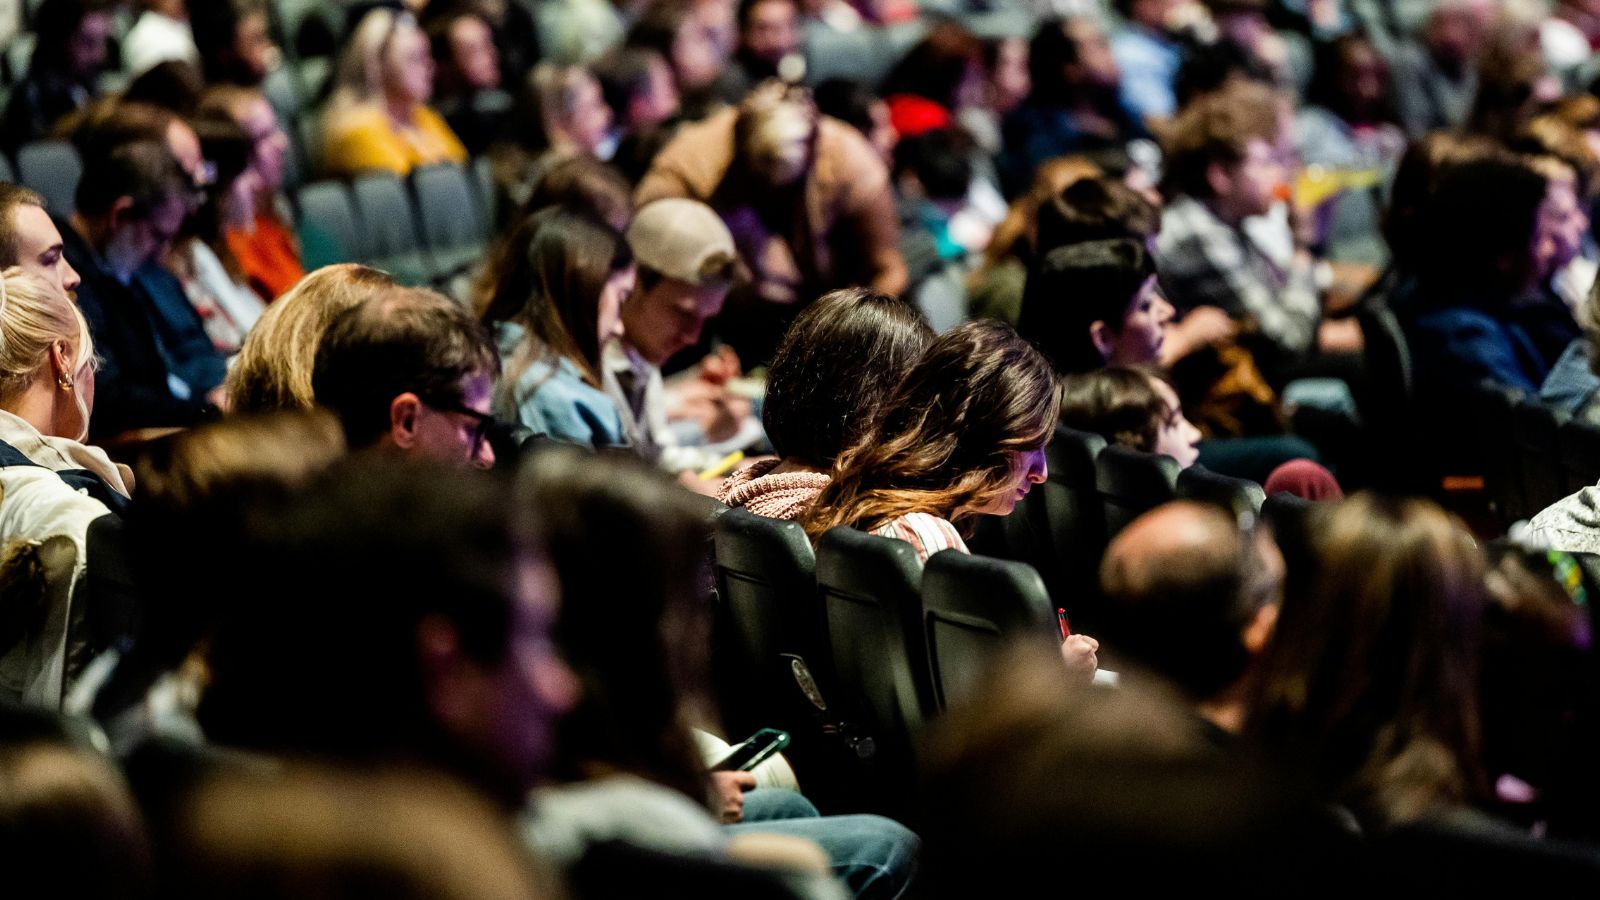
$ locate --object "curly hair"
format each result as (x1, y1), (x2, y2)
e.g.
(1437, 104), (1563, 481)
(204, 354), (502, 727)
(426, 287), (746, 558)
(801, 320), (1059, 537)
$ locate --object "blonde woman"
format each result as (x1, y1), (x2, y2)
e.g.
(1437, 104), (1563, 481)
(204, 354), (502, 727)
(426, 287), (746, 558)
(321, 8), (467, 177)
(0, 268), (127, 707)
(0, 267), (129, 504)
(225, 264), (398, 413)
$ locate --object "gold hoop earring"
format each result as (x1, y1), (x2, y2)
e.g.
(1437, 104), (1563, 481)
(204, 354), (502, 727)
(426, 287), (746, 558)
(57, 377), (73, 392)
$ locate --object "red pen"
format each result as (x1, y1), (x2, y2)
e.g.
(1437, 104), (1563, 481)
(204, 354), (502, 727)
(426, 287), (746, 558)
(1057, 607), (1072, 640)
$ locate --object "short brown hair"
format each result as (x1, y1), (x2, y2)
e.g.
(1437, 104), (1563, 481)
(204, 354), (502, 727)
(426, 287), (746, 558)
(1160, 82), (1281, 200)
(0, 184), (46, 267)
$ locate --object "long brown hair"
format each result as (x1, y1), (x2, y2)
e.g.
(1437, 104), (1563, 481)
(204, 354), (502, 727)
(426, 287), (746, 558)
(1246, 493), (1487, 829)
(801, 320), (1059, 537)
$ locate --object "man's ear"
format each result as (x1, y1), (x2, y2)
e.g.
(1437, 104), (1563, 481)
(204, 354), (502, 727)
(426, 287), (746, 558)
(417, 614), (472, 730)
(390, 392), (423, 449)
(106, 196), (138, 234)
(1089, 319), (1115, 361)
(1205, 160), (1233, 200)
(1241, 602), (1279, 655)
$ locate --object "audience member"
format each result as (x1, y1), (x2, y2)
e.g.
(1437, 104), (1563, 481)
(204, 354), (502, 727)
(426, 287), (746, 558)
(427, 7), (515, 157)
(625, 0), (733, 119)
(719, 0), (803, 102)
(1000, 17), (1135, 196)
(522, 447), (921, 899)
(165, 110), (266, 354)
(1057, 367), (1202, 469)
(62, 138), (220, 439)
(1, 0), (115, 148)
(801, 320), (1058, 563)
(321, 8), (467, 177)
(312, 286), (499, 469)
(0, 185), (82, 298)
(1156, 81), (1324, 380)
(188, 0), (276, 87)
(225, 264), (396, 413)
(1107, 0), (1185, 128)
(594, 46), (681, 147)
(198, 85), (302, 303)
(1389, 0), (1493, 136)
(608, 198), (749, 474)
(1018, 238), (1172, 374)
(1248, 493), (1489, 830)
(481, 208), (634, 448)
(638, 80), (905, 361)
(1100, 500), (1285, 734)
(966, 155), (1099, 325)
(878, 22), (982, 140)
(528, 63), (615, 159)
(720, 287), (932, 519)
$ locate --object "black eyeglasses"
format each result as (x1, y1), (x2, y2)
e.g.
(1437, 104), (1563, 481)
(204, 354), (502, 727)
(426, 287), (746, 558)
(417, 392), (494, 455)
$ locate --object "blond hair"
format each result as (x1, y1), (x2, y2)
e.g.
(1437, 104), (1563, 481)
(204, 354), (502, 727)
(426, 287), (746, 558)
(0, 267), (94, 405)
(736, 80), (819, 185)
(328, 8), (420, 116)
(225, 264), (397, 413)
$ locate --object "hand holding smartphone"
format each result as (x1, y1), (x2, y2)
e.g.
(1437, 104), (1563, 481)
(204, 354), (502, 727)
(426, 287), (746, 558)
(711, 728), (791, 772)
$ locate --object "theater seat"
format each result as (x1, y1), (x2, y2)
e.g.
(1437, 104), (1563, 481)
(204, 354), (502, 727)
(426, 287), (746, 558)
(351, 172), (432, 285)
(1514, 398), (1570, 520)
(411, 163), (489, 285)
(294, 181), (365, 269)
(814, 526), (931, 813)
(1474, 381), (1526, 526)
(1560, 417), (1600, 497)
(16, 140), (81, 219)
(1176, 465), (1266, 520)
(1096, 444), (1180, 539)
(920, 550), (1053, 711)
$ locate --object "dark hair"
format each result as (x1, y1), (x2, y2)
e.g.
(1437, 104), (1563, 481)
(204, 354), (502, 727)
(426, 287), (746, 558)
(1172, 38), (1277, 109)
(1019, 239), (1157, 375)
(424, 7), (491, 97)
(813, 78), (880, 138)
(763, 288), (934, 467)
(625, 0), (697, 80)
(737, 0), (796, 31)
(1025, 17), (1112, 108)
(199, 458), (530, 793)
(1100, 502), (1276, 699)
(189, 0), (270, 86)
(1415, 151), (1548, 301)
(184, 109), (253, 251)
(521, 448), (716, 804)
(1161, 80), (1281, 200)
(1056, 367), (1167, 451)
(30, 0), (112, 80)
(74, 138), (188, 220)
(480, 208), (631, 391)
(892, 127), (972, 200)
(1383, 131), (1498, 268)
(879, 20), (981, 109)
(0, 184), (47, 267)
(1467, 42), (1547, 141)
(67, 99), (176, 154)
(1035, 175), (1159, 258)
(593, 47), (666, 122)
(312, 287), (501, 449)
(519, 154), (633, 232)
(120, 60), (206, 115)
(1304, 34), (1398, 126)
(803, 320), (1060, 536)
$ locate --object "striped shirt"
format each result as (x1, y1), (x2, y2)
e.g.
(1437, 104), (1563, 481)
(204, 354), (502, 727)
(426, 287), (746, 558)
(872, 512), (968, 564)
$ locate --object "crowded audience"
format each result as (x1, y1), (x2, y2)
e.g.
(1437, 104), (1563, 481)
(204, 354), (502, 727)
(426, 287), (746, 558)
(7, 1), (1600, 897)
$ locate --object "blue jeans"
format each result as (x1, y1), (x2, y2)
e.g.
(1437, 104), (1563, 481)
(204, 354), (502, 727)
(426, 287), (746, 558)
(728, 788), (920, 900)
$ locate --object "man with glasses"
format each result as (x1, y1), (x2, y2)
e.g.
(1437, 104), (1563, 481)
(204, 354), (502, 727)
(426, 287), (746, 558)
(312, 285), (500, 469)
(61, 137), (222, 441)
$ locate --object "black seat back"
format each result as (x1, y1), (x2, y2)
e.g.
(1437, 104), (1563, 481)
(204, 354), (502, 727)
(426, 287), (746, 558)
(1357, 304), (1418, 490)
(1561, 417), (1600, 497)
(1473, 381), (1526, 525)
(1096, 444), (1180, 538)
(814, 527), (932, 797)
(711, 509), (823, 738)
(920, 550), (1054, 711)
(1514, 398), (1570, 518)
(1176, 465), (1266, 519)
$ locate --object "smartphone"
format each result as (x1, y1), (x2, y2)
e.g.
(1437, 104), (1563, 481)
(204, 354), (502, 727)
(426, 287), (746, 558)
(712, 728), (791, 772)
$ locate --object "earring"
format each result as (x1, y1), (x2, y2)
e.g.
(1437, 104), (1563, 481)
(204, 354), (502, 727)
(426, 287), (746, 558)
(57, 377), (72, 392)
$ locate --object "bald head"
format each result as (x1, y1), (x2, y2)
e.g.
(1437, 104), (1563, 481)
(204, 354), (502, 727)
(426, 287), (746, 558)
(1101, 501), (1282, 700)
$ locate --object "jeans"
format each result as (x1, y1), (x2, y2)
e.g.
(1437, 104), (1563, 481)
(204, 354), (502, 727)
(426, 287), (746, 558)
(729, 788), (921, 900)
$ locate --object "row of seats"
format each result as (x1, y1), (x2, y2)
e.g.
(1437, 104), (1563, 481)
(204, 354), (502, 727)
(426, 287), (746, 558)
(295, 160), (496, 290)
(711, 510), (1056, 814)
(971, 423), (1280, 636)
(1474, 381), (1600, 526)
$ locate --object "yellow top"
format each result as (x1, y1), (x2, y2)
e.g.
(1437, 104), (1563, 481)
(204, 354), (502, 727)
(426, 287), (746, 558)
(321, 103), (467, 177)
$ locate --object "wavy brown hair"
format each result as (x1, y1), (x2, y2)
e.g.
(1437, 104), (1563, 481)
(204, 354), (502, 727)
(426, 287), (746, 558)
(801, 320), (1059, 538)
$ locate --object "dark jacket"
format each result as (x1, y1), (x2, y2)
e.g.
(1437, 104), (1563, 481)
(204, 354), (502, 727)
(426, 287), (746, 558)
(60, 219), (214, 440)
